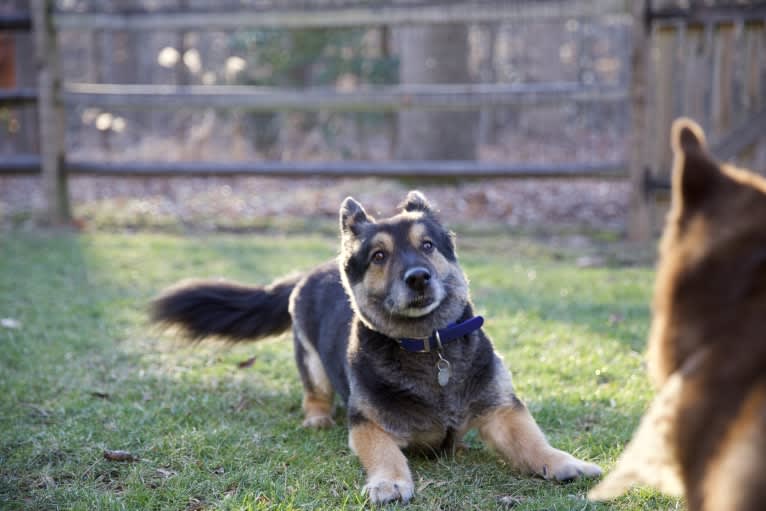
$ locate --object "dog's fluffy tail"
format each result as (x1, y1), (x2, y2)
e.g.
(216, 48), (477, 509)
(150, 274), (301, 341)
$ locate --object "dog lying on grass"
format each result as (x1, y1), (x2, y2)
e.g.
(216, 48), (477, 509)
(590, 118), (766, 510)
(152, 191), (601, 504)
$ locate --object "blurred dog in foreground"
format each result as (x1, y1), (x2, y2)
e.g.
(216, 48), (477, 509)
(151, 191), (601, 504)
(589, 118), (766, 510)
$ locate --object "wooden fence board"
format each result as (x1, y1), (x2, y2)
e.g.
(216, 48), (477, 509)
(52, 1), (631, 31)
(60, 82), (629, 111)
(0, 87), (37, 106)
(712, 22), (735, 139)
(0, 157), (627, 179)
(0, 13), (32, 31)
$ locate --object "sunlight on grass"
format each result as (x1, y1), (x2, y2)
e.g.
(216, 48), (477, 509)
(0, 231), (680, 510)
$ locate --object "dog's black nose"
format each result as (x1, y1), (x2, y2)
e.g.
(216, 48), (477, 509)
(404, 267), (431, 292)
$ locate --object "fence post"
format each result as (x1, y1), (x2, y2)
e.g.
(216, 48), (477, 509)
(627, 0), (652, 241)
(31, 0), (70, 225)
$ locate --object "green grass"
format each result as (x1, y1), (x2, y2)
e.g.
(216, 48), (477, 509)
(0, 230), (680, 510)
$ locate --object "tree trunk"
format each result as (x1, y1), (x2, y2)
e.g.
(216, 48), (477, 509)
(396, 24), (478, 160)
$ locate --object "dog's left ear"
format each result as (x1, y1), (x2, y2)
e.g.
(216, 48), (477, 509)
(399, 190), (433, 214)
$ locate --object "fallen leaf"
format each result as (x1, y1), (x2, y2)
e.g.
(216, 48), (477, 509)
(90, 391), (110, 399)
(237, 356), (257, 369)
(103, 449), (139, 462)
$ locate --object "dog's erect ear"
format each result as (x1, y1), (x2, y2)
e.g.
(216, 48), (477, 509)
(340, 196), (370, 236)
(399, 190), (433, 214)
(670, 118), (725, 214)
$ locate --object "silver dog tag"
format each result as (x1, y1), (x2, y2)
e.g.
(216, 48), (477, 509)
(436, 355), (451, 387)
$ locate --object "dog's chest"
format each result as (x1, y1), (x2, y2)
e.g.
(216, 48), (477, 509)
(356, 337), (489, 438)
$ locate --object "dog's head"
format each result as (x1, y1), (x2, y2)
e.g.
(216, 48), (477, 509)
(648, 117), (766, 387)
(337, 191), (469, 339)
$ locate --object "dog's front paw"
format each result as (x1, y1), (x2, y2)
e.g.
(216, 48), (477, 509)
(302, 415), (335, 429)
(363, 474), (414, 504)
(542, 449), (602, 482)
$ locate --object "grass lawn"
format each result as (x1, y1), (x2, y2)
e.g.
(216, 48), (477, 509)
(0, 229), (679, 510)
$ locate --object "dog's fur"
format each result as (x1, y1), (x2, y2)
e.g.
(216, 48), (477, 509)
(152, 191), (601, 504)
(590, 118), (766, 510)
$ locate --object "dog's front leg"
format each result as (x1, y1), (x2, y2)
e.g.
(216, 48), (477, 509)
(349, 419), (414, 504)
(476, 400), (602, 481)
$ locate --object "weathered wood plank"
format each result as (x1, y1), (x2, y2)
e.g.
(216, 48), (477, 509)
(682, 24), (707, 123)
(711, 106), (766, 162)
(649, 5), (766, 25)
(652, 25), (676, 178)
(0, 13), (32, 31)
(0, 158), (627, 179)
(52, 1), (631, 31)
(61, 82), (629, 111)
(744, 21), (764, 111)
(712, 22), (735, 139)
(0, 87), (37, 106)
(0, 154), (41, 174)
(628, 0), (653, 241)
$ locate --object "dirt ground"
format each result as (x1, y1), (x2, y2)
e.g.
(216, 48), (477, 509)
(0, 174), (629, 233)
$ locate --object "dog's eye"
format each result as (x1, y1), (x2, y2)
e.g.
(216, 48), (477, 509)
(371, 250), (387, 264)
(422, 240), (434, 252)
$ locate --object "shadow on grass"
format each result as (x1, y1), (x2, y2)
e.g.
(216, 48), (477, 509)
(472, 273), (652, 353)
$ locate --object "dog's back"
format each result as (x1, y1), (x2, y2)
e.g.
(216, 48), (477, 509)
(590, 118), (766, 510)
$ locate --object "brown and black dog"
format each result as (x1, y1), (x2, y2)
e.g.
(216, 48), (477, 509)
(152, 191), (601, 504)
(590, 118), (766, 510)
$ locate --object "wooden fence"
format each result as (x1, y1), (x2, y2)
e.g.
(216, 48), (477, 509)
(1, 0), (765, 239)
(630, 0), (766, 239)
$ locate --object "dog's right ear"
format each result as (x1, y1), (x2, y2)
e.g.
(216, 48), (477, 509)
(340, 196), (370, 237)
(670, 118), (725, 215)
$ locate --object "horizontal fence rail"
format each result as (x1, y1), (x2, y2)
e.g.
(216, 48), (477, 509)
(647, 4), (766, 24)
(0, 13), (32, 31)
(0, 154), (42, 174)
(62, 82), (629, 111)
(0, 88), (38, 107)
(52, 0), (631, 30)
(0, 157), (627, 179)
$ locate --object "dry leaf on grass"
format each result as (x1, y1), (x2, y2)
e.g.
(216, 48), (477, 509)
(237, 356), (257, 368)
(103, 449), (139, 462)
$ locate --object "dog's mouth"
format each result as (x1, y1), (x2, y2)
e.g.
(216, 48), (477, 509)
(387, 294), (442, 318)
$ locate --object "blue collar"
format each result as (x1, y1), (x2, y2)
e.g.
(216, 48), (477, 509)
(396, 316), (484, 353)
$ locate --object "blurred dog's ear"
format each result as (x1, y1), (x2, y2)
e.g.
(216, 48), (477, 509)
(340, 196), (370, 237)
(670, 118), (725, 214)
(399, 190), (433, 214)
